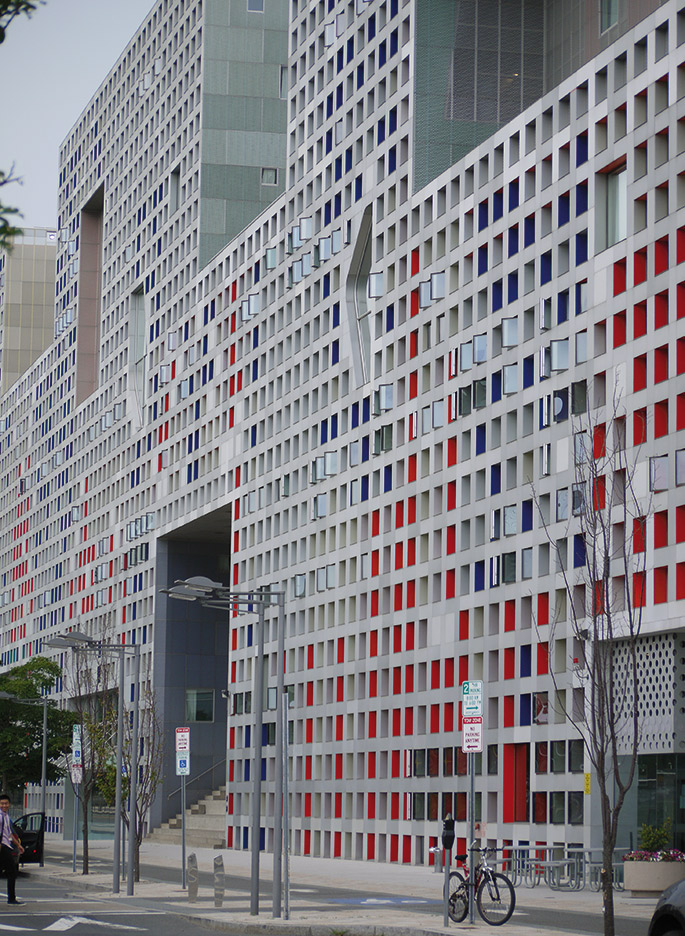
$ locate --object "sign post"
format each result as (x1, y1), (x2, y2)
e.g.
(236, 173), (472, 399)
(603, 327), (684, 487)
(176, 727), (190, 888)
(462, 681), (483, 925)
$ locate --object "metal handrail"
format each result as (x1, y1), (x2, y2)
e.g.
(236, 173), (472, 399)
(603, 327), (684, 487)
(167, 758), (226, 800)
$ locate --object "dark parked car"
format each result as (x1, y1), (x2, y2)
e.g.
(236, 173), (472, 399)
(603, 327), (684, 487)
(13, 813), (45, 865)
(649, 880), (685, 936)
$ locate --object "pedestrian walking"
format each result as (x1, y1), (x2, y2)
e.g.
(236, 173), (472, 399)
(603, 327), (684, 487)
(0, 793), (24, 905)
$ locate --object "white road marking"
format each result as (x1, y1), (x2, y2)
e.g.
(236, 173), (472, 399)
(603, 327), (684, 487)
(0, 925), (34, 932)
(43, 918), (145, 932)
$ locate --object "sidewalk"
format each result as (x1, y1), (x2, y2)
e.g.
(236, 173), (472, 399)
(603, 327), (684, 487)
(32, 836), (657, 936)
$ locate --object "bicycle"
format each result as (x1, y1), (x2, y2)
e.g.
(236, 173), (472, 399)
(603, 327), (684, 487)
(448, 843), (516, 926)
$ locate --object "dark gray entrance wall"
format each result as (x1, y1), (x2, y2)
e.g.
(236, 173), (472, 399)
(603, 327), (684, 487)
(152, 508), (231, 830)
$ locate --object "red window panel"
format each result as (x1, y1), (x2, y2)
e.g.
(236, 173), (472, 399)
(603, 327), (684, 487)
(677, 562), (685, 600)
(431, 659), (441, 689)
(444, 702), (454, 732)
(408, 456), (417, 483)
(447, 480), (457, 510)
(391, 795), (400, 821)
(634, 248), (647, 284)
(633, 571), (646, 608)
(505, 599), (516, 631)
(654, 566), (668, 604)
(367, 835), (375, 860)
(459, 610), (469, 640)
(405, 664), (415, 693)
(392, 709), (401, 735)
(391, 750), (400, 777)
(369, 671), (378, 697)
(655, 236), (669, 275)
(372, 510), (380, 535)
(677, 506), (685, 543)
(633, 517), (646, 552)
(448, 436), (458, 466)
(633, 408), (647, 445)
(370, 630), (378, 656)
(679, 226), (685, 263)
(304, 793), (312, 818)
(633, 301), (647, 338)
(408, 495), (417, 523)
(303, 830), (311, 855)
(367, 792), (376, 818)
(306, 681), (313, 706)
(305, 756), (312, 780)
(406, 621), (415, 650)
(394, 667), (402, 696)
(335, 754), (343, 779)
(371, 550), (379, 576)
(407, 538), (416, 565)
(371, 590), (379, 615)
(446, 525), (456, 554)
(337, 636), (345, 663)
(504, 647), (515, 679)
(593, 424), (606, 459)
(677, 338), (685, 375)
(395, 500), (404, 527)
(334, 792), (342, 818)
(406, 580), (416, 607)
(678, 393), (685, 431)
(395, 542), (404, 570)
(409, 371), (418, 398)
(537, 642), (549, 675)
(306, 719), (313, 743)
(633, 354), (647, 392)
(446, 569), (456, 599)
(654, 399), (669, 438)
(655, 290), (669, 329)
(445, 658), (455, 688)
(307, 644), (314, 668)
(394, 583), (403, 610)
(337, 678), (344, 704)
(679, 282), (685, 319)
(334, 832), (342, 859)
(594, 580), (605, 616)
(430, 703), (440, 733)
(405, 707), (414, 735)
(411, 290), (419, 317)
(410, 329), (419, 357)
(503, 695), (515, 727)
(368, 711), (377, 738)
(537, 593), (549, 627)
(411, 248), (420, 276)
(613, 259), (626, 295)
(654, 511), (668, 548)
(593, 475), (606, 510)
(613, 311), (626, 347)
(655, 346), (669, 383)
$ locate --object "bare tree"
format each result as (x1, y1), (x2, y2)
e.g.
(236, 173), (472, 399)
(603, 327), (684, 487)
(532, 390), (647, 936)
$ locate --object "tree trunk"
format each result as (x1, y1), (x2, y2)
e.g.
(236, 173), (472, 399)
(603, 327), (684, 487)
(601, 837), (615, 936)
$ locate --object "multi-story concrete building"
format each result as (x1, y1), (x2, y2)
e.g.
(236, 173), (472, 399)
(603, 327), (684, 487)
(2, 0), (684, 861)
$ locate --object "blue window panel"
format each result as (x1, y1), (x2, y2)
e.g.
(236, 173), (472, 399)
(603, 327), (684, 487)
(357, 63), (364, 89)
(478, 245), (488, 275)
(355, 176), (362, 201)
(368, 13), (375, 39)
(493, 189), (504, 221)
(149, 324), (155, 342)
(523, 356), (534, 388)
(386, 304), (394, 331)
(521, 645), (532, 678)
(252, 327), (258, 349)
(325, 130), (332, 154)
(333, 302), (340, 327)
(334, 194), (342, 217)
(575, 283), (586, 315)
(491, 463), (501, 495)
(539, 398), (546, 430)
(520, 694), (531, 726)
(540, 251), (552, 284)
(251, 425), (257, 447)
(508, 271), (518, 302)
(324, 201), (331, 225)
(474, 561), (485, 592)
(326, 94), (333, 117)
(321, 419), (328, 444)
(361, 475), (369, 501)
(522, 500), (533, 531)
(390, 27), (398, 55)
(576, 133), (588, 166)
(331, 339), (339, 364)
(259, 826), (266, 848)
(524, 215), (535, 247)
(576, 182), (588, 215)
(331, 414), (338, 439)
(478, 199), (488, 231)
(243, 762), (250, 784)
(345, 147), (353, 172)
(574, 534), (586, 567)
(336, 48), (344, 73)
(491, 371), (502, 402)
(391, 0), (398, 15)
(252, 360), (258, 381)
(187, 464), (192, 484)
(377, 119), (386, 144)
(388, 106), (397, 134)
(247, 624), (253, 647)
(509, 180), (519, 209)
(195, 401), (200, 419)
(558, 290), (568, 324)
(492, 279), (503, 311)
(352, 402), (359, 428)
(361, 435), (370, 461)
(347, 36), (354, 61)
(323, 274), (330, 298)
(558, 193), (570, 225)
(335, 157), (343, 181)
(384, 465), (392, 492)
(576, 231), (588, 264)
(476, 424), (486, 455)
(388, 146), (396, 172)
(378, 39), (386, 66)
(194, 460), (199, 480)
(508, 225), (518, 256)
(336, 84), (343, 108)
(362, 396), (370, 422)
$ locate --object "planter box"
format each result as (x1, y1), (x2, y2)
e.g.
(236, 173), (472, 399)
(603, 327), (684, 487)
(624, 861), (685, 897)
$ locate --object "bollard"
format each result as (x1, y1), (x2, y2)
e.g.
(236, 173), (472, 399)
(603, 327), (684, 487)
(213, 855), (225, 908)
(187, 852), (199, 903)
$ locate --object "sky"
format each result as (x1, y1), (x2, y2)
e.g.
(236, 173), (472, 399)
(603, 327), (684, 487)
(0, 0), (156, 230)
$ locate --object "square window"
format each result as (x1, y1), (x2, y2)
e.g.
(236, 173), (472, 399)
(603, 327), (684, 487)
(650, 456), (669, 492)
(261, 167), (277, 185)
(502, 317), (518, 347)
(185, 689), (214, 722)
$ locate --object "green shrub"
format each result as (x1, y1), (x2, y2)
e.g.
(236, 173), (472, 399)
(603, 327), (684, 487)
(638, 818), (672, 852)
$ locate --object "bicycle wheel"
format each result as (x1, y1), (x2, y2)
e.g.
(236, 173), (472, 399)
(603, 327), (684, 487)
(448, 883), (469, 923)
(476, 871), (516, 925)
(443, 869), (465, 899)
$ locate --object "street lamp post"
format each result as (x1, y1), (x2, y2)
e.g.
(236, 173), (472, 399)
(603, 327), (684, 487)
(45, 634), (140, 894)
(164, 577), (286, 917)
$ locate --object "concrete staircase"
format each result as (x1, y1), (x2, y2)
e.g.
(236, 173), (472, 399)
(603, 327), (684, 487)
(146, 786), (227, 849)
